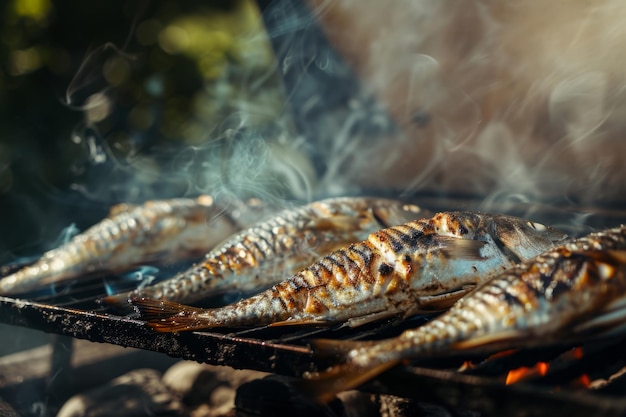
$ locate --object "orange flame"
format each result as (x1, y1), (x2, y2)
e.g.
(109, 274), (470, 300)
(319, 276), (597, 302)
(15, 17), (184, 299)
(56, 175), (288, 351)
(505, 362), (550, 385)
(537, 361), (549, 376)
(505, 367), (531, 385)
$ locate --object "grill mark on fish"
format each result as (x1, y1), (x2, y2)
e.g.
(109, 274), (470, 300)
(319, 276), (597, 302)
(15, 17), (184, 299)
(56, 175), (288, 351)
(253, 228), (276, 255)
(106, 197), (427, 306)
(303, 226), (626, 402)
(349, 246), (373, 268)
(395, 227), (420, 246)
(344, 246), (374, 286)
(131, 211), (568, 331)
(0, 196), (256, 296)
(373, 226), (405, 253)
(378, 262), (394, 276)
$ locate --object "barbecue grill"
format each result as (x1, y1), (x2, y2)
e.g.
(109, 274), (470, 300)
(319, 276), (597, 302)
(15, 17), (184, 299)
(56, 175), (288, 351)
(2, 1), (626, 416)
(2, 196), (626, 417)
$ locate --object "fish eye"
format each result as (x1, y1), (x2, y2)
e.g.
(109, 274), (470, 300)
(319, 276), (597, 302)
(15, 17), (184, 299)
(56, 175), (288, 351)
(526, 221), (547, 232)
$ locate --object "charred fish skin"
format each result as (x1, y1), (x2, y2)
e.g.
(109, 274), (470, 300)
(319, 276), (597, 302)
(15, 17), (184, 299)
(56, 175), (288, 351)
(305, 226), (626, 401)
(109, 197), (426, 305)
(0, 196), (262, 296)
(132, 211), (568, 331)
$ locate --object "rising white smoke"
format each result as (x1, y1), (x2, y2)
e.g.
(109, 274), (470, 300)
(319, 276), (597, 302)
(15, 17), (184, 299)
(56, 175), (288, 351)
(307, 0), (626, 208)
(64, 0), (626, 217)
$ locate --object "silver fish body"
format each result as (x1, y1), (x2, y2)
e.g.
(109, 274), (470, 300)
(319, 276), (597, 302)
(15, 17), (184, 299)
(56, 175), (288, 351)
(106, 197), (425, 306)
(132, 211), (568, 331)
(0, 196), (267, 296)
(305, 225), (626, 401)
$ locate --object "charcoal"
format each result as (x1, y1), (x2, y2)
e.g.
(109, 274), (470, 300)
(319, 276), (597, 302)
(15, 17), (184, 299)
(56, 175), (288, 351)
(234, 375), (344, 417)
(336, 391), (380, 417)
(162, 361), (265, 408)
(56, 369), (183, 417)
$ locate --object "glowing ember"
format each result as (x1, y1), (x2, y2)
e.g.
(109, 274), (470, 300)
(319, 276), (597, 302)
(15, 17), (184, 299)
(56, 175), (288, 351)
(505, 362), (550, 385)
(571, 374), (591, 388)
(537, 362), (549, 376)
(505, 367), (531, 385)
(458, 360), (476, 372)
(572, 347), (584, 360)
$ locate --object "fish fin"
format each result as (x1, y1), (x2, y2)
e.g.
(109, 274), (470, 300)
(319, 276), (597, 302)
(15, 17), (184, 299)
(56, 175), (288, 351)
(451, 330), (522, 350)
(307, 215), (361, 232)
(560, 249), (626, 268)
(130, 297), (192, 319)
(99, 293), (136, 314)
(604, 249), (626, 263)
(309, 338), (361, 358)
(268, 318), (331, 327)
(270, 309), (400, 328)
(130, 297), (209, 332)
(341, 310), (399, 328)
(101, 293), (131, 308)
(436, 237), (487, 260)
(298, 339), (399, 403)
(415, 285), (476, 312)
(580, 249), (626, 263)
(574, 297), (626, 336)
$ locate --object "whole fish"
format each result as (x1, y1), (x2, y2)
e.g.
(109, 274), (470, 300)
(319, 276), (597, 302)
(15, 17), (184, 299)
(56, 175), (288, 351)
(131, 211), (568, 331)
(0, 196), (269, 296)
(304, 225), (626, 402)
(104, 197), (426, 306)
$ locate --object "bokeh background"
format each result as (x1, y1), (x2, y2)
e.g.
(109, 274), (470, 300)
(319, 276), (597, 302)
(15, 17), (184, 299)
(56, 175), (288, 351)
(0, 0), (302, 265)
(0, 0), (305, 354)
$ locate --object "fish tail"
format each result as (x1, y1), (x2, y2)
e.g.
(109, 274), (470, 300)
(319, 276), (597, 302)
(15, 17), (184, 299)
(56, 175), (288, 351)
(130, 297), (209, 332)
(298, 339), (400, 403)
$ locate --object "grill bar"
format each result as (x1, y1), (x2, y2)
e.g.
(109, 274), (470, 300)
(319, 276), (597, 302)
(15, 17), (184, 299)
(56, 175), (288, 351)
(4, 294), (626, 417)
(0, 296), (317, 376)
(3, 197), (626, 415)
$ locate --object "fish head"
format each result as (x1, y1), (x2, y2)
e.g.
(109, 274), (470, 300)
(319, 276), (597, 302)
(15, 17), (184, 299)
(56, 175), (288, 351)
(369, 200), (430, 228)
(485, 214), (569, 261)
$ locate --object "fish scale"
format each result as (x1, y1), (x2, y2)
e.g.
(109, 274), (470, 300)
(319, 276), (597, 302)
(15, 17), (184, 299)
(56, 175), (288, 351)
(304, 225), (626, 402)
(0, 196), (249, 296)
(131, 211), (568, 331)
(106, 196), (426, 306)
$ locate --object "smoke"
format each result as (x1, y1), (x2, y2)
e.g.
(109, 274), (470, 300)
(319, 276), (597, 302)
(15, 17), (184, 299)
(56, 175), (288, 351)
(61, 0), (626, 220)
(305, 0), (626, 208)
(60, 1), (337, 208)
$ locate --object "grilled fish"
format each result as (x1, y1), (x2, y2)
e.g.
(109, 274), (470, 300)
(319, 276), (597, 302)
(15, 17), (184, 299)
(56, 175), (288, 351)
(304, 226), (626, 402)
(0, 196), (268, 296)
(105, 197), (425, 306)
(131, 211), (568, 331)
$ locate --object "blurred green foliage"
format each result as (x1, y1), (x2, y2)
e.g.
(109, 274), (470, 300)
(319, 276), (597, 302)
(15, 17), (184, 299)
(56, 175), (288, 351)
(0, 0), (304, 261)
